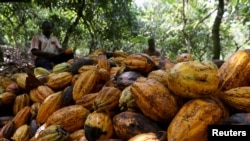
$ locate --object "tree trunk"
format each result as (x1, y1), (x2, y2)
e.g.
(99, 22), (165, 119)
(62, 0), (85, 48)
(212, 0), (224, 59)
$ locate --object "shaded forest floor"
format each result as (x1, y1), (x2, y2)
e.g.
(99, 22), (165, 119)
(0, 46), (34, 76)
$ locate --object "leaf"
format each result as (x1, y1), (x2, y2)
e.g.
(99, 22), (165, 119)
(25, 73), (42, 91)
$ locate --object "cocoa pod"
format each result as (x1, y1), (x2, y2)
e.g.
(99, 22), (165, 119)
(29, 85), (54, 103)
(0, 92), (16, 105)
(73, 69), (100, 101)
(12, 106), (31, 130)
(11, 124), (30, 141)
(35, 125), (69, 141)
(84, 111), (113, 141)
(123, 53), (156, 74)
(93, 86), (121, 112)
(36, 91), (63, 125)
(75, 93), (99, 111)
(219, 86), (250, 112)
(131, 77), (179, 123)
(112, 111), (161, 141)
(46, 105), (90, 133)
(0, 120), (15, 139)
(47, 72), (73, 90)
(167, 97), (229, 141)
(13, 93), (30, 115)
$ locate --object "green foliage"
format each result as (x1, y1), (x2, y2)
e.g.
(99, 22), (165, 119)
(0, 0), (249, 60)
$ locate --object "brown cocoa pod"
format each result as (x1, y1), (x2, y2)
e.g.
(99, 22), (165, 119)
(0, 92), (16, 105)
(112, 111), (161, 141)
(0, 116), (14, 128)
(61, 85), (74, 107)
(0, 120), (15, 139)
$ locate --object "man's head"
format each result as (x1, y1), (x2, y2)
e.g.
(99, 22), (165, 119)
(148, 38), (155, 49)
(41, 21), (53, 37)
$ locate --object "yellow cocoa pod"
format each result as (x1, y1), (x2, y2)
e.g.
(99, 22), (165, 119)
(218, 49), (250, 91)
(219, 86), (250, 112)
(167, 60), (219, 99)
(34, 67), (51, 77)
(13, 93), (30, 115)
(123, 53), (156, 74)
(75, 92), (99, 111)
(97, 54), (110, 71)
(14, 73), (28, 89)
(84, 111), (113, 141)
(52, 62), (71, 73)
(47, 72), (73, 90)
(46, 105), (90, 132)
(69, 129), (85, 141)
(36, 91), (63, 125)
(73, 69), (100, 101)
(29, 85), (54, 103)
(11, 124), (30, 141)
(131, 77), (179, 123)
(35, 125), (69, 141)
(167, 97), (229, 141)
(93, 86), (121, 112)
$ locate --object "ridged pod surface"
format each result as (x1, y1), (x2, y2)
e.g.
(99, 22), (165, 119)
(47, 72), (73, 90)
(93, 86), (121, 112)
(34, 125), (69, 141)
(36, 91), (63, 125)
(11, 124), (30, 141)
(84, 111), (113, 141)
(131, 77), (179, 123)
(218, 49), (250, 91)
(29, 85), (54, 103)
(73, 69), (100, 101)
(45, 105), (90, 133)
(13, 93), (30, 115)
(167, 60), (220, 99)
(123, 53), (155, 74)
(167, 97), (229, 141)
(219, 86), (250, 112)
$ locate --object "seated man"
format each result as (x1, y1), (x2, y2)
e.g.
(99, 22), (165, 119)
(143, 38), (161, 57)
(30, 21), (73, 70)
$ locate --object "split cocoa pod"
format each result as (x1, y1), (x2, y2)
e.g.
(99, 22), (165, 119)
(167, 60), (220, 99)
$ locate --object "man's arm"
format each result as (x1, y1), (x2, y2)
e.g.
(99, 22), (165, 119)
(31, 48), (55, 59)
